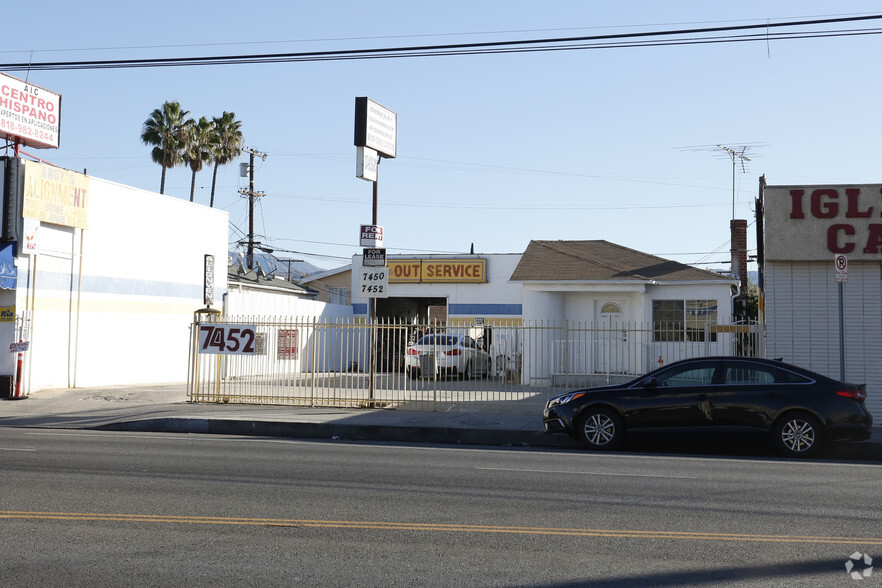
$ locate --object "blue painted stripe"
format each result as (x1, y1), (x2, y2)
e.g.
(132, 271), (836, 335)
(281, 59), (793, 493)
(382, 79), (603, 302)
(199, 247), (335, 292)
(353, 303), (521, 316)
(449, 303), (522, 315)
(18, 269), (203, 299)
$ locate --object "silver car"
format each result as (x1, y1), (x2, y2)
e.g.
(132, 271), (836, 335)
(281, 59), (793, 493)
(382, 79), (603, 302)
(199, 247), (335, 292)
(405, 333), (491, 379)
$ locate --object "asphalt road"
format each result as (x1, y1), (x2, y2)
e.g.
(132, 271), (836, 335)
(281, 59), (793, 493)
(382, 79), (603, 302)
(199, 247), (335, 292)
(1, 428), (880, 587)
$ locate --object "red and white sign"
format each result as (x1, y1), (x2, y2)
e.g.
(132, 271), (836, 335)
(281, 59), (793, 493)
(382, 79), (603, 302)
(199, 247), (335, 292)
(835, 254), (848, 283)
(0, 72), (61, 149)
(9, 341), (29, 353)
(277, 329), (298, 360)
(359, 224), (384, 247)
(197, 324), (258, 355)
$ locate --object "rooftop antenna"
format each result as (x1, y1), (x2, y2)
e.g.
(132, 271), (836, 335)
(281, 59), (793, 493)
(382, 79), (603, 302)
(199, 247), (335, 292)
(675, 142), (766, 219)
(718, 145), (750, 220)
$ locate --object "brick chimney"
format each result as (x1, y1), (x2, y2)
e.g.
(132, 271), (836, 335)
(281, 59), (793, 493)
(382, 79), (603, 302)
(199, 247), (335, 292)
(730, 219), (748, 293)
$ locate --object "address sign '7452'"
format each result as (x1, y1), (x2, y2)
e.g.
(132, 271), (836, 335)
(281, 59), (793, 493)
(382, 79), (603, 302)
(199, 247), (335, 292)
(198, 324), (257, 355)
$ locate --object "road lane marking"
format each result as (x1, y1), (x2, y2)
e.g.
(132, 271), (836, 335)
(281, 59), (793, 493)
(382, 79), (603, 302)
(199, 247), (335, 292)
(1, 510), (880, 545)
(0, 448), (36, 451)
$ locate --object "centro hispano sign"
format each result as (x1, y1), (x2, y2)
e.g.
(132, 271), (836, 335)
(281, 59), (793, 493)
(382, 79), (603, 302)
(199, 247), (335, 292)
(763, 184), (882, 261)
(0, 72), (61, 150)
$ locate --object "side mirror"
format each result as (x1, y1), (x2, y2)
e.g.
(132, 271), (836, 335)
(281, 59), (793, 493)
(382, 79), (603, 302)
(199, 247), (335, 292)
(642, 378), (659, 389)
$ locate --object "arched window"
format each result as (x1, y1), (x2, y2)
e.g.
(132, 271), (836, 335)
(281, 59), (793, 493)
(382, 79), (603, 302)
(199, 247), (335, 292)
(600, 303), (622, 315)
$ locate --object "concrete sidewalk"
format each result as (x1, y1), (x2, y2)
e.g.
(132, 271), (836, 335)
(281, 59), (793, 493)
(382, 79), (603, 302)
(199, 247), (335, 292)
(1, 383), (879, 460)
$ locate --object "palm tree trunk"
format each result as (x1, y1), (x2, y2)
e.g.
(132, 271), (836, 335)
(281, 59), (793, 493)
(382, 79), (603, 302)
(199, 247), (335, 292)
(210, 163), (219, 207)
(160, 166), (167, 195)
(189, 171), (196, 202)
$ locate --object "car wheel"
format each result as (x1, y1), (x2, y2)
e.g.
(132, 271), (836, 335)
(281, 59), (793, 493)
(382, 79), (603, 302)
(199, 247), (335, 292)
(773, 411), (823, 458)
(577, 407), (624, 451)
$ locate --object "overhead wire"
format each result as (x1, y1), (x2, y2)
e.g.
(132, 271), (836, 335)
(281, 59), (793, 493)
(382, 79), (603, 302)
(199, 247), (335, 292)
(1, 15), (880, 71)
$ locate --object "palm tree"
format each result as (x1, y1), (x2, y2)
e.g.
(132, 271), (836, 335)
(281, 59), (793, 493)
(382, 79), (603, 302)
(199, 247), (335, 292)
(208, 112), (244, 207)
(140, 101), (189, 195)
(182, 116), (215, 203)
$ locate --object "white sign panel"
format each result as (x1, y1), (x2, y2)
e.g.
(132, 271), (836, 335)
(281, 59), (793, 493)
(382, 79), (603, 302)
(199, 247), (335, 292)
(356, 146), (378, 182)
(358, 267), (389, 298)
(0, 72), (61, 149)
(22, 218), (39, 255)
(354, 97), (396, 158)
(9, 341), (29, 353)
(197, 324), (258, 355)
(204, 254), (215, 306)
(764, 184), (882, 261)
(835, 254), (848, 283)
(359, 224), (384, 247)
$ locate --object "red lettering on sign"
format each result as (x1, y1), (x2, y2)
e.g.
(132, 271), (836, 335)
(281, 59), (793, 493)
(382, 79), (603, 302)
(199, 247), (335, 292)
(846, 188), (873, 218)
(789, 189), (805, 219)
(863, 225), (882, 254)
(827, 224), (856, 253)
(811, 189), (838, 219)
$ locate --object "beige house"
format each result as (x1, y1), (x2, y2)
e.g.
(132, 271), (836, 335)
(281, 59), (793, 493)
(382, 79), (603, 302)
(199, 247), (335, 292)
(301, 264), (352, 305)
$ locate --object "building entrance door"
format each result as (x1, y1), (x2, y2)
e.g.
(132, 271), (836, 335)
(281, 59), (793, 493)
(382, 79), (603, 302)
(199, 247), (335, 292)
(598, 302), (626, 374)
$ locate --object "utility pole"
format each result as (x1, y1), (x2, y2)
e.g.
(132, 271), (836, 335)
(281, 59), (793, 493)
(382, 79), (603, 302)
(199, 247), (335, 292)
(238, 147), (267, 270)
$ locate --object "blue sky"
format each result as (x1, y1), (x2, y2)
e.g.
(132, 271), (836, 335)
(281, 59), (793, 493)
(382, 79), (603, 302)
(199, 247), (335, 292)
(3, 1), (881, 271)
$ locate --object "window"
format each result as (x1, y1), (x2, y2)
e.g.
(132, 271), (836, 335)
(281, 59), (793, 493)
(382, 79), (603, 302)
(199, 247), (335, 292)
(724, 362), (812, 385)
(655, 364), (716, 387)
(329, 287), (350, 305)
(653, 299), (718, 342)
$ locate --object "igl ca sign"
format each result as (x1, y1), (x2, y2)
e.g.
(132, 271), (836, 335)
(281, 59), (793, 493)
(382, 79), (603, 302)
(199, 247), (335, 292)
(764, 184), (882, 261)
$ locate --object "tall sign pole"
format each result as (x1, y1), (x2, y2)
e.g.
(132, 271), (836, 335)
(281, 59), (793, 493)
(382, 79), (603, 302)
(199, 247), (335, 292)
(355, 98), (397, 403)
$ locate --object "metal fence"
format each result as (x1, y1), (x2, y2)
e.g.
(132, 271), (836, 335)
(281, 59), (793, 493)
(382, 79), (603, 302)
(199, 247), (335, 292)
(188, 315), (765, 413)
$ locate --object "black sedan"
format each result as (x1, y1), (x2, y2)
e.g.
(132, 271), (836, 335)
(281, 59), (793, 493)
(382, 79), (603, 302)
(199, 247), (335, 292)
(543, 356), (872, 457)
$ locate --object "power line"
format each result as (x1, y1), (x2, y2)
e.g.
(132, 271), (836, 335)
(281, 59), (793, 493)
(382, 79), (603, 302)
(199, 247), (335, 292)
(2, 15), (881, 71)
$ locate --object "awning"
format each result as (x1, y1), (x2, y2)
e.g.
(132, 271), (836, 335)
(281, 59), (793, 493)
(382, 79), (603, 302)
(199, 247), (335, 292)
(0, 243), (17, 290)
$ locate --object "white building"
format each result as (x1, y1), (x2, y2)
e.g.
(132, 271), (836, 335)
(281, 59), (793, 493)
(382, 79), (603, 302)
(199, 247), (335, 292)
(760, 181), (882, 417)
(350, 242), (739, 385)
(1, 157), (228, 395)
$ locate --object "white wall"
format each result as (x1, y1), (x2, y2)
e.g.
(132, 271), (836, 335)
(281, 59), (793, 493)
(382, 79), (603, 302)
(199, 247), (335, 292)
(17, 173), (228, 392)
(224, 286), (352, 319)
(765, 260), (882, 417)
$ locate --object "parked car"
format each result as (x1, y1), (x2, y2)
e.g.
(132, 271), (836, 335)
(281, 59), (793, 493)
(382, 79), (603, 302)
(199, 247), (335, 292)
(406, 333), (491, 379)
(543, 356), (872, 458)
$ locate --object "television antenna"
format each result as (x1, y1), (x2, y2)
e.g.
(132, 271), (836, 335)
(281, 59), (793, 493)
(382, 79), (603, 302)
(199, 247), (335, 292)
(718, 145), (751, 220)
(676, 142), (766, 219)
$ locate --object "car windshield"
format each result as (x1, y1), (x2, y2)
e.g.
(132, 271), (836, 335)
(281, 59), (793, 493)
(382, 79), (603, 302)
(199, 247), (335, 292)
(417, 335), (458, 346)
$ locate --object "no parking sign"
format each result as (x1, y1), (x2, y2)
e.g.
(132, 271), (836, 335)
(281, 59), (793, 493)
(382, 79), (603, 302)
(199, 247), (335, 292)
(835, 254), (848, 283)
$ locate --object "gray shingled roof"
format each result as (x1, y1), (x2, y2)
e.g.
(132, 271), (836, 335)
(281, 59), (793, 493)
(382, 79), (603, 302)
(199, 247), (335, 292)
(510, 240), (731, 282)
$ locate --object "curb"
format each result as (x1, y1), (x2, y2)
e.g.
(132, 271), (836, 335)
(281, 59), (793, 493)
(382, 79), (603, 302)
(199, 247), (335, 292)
(90, 417), (880, 459)
(93, 418), (581, 449)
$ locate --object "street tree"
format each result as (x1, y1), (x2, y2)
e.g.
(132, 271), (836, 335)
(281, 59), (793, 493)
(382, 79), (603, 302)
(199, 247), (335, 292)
(140, 101), (189, 195)
(182, 116), (215, 203)
(209, 112), (244, 208)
